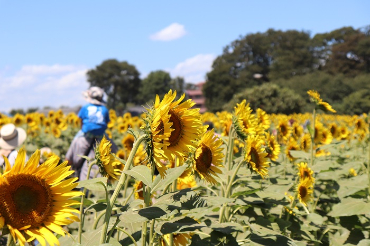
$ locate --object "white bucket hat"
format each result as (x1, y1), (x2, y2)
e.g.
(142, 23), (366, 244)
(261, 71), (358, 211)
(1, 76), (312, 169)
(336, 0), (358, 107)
(0, 123), (27, 150)
(83, 86), (106, 105)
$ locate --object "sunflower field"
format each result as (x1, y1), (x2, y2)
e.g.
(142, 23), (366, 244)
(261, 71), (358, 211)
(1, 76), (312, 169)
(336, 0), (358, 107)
(1, 90), (370, 246)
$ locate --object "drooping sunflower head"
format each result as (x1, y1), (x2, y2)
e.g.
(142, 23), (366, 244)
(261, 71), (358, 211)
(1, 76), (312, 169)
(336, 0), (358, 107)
(296, 178), (314, 206)
(297, 162), (315, 183)
(244, 135), (269, 178)
(0, 148), (81, 246)
(155, 90), (203, 162)
(193, 129), (224, 185)
(265, 132), (280, 161)
(233, 100), (258, 140)
(141, 103), (172, 177)
(95, 136), (123, 180)
(318, 101), (336, 113)
(307, 90), (321, 103)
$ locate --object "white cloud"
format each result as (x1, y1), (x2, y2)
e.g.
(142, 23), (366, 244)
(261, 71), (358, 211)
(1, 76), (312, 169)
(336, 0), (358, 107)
(150, 23), (187, 41)
(0, 64), (89, 113)
(168, 54), (216, 83)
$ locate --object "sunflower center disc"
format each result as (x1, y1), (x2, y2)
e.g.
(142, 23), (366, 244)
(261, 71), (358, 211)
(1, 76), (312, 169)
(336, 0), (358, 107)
(0, 174), (53, 229)
(250, 148), (260, 168)
(299, 185), (307, 198)
(169, 111), (183, 147)
(196, 145), (212, 173)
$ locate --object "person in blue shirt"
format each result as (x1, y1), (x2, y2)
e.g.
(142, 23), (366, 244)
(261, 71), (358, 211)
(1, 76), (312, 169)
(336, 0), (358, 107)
(67, 86), (116, 180)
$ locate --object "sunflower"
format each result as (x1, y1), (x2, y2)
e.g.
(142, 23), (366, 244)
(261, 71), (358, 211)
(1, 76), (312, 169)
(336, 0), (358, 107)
(307, 90), (336, 113)
(133, 180), (144, 200)
(161, 233), (192, 246)
(193, 129), (224, 185)
(12, 113), (24, 126)
(141, 103), (172, 177)
(349, 168), (357, 177)
(25, 114), (37, 127)
(117, 122), (128, 133)
(256, 108), (271, 131)
(155, 90), (203, 163)
(116, 149), (126, 160)
(292, 122), (303, 140)
(314, 121), (324, 144)
(296, 178), (314, 206)
(244, 135), (269, 178)
(338, 125), (350, 140)
(0, 148), (81, 246)
(329, 123), (339, 139)
(285, 138), (300, 162)
(122, 134), (135, 152)
(307, 90), (321, 102)
(277, 119), (292, 142)
(300, 133), (312, 152)
(177, 169), (197, 190)
(233, 100), (258, 140)
(51, 124), (61, 138)
(95, 136), (123, 180)
(265, 132), (280, 161)
(297, 162), (315, 183)
(320, 128), (333, 145)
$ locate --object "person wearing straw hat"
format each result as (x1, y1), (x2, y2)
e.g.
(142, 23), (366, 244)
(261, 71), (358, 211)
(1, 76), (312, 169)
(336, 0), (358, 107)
(66, 86), (117, 180)
(0, 123), (28, 168)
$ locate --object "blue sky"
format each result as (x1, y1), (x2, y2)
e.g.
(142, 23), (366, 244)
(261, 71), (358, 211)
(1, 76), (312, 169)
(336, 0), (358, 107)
(0, 0), (369, 112)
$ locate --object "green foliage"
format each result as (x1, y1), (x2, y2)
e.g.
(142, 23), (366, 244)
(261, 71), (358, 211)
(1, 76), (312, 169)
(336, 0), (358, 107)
(224, 83), (305, 114)
(86, 59), (141, 111)
(340, 88), (370, 115)
(138, 70), (172, 104)
(204, 26), (370, 113)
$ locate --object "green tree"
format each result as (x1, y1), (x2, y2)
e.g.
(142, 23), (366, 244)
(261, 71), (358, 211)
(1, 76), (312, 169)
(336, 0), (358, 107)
(340, 88), (370, 115)
(169, 76), (185, 96)
(224, 83), (306, 114)
(313, 26), (370, 76)
(204, 29), (315, 112)
(139, 70), (172, 104)
(86, 59), (141, 111)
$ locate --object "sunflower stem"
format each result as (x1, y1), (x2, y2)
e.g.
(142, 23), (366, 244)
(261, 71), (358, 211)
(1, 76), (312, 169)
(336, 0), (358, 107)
(219, 160), (244, 223)
(93, 211), (106, 229)
(78, 160), (96, 244)
(169, 234), (174, 246)
(100, 135), (146, 244)
(116, 227), (138, 246)
(149, 219), (156, 246)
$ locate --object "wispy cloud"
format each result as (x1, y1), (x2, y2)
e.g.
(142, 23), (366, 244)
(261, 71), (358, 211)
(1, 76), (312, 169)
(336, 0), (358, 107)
(168, 54), (216, 83)
(0, 65), (89, 113)
(150, 23), (187, 41)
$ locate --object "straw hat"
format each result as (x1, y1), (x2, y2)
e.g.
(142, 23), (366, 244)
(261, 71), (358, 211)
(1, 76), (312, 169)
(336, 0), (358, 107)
(0, 123), (27, 150)
(83, 86), (106, 105)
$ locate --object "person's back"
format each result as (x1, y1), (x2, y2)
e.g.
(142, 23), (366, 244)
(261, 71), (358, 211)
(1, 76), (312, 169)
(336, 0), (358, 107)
(78, 86), (110, 136)
(79, 103), (109, 136)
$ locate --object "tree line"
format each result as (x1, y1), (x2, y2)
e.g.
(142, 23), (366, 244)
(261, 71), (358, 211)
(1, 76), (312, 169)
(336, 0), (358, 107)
(204, 26), (370, 114)
(8, 25), (370, 116)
